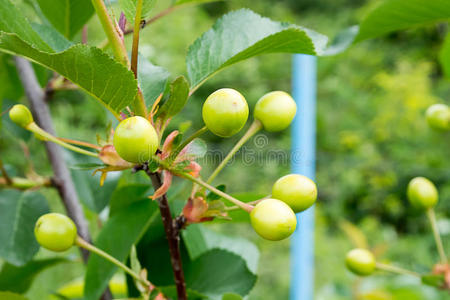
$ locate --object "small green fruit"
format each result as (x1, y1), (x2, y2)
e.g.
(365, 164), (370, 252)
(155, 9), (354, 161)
(250, 198), (297, 241)
(9, 104), (33, 128)
(34, 213), (77, 252)
(407, 177), (438, 209)
(113, 116), (159, 163)
(202, 88), (249, 137)
(272, 174), (317, 213)
(345, 248), (376, 276)
(254, 91), (296, 132)
(426, 104), (450, 131)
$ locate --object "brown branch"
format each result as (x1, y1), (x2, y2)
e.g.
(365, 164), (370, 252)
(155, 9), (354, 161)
(14, 57), (113, 300)
(141, 165), (186, 300)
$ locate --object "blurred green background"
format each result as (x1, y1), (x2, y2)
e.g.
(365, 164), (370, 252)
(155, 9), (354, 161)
(1, 0), (450, 299)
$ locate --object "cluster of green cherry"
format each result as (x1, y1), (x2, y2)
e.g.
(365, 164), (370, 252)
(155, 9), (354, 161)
(9, 87), (317, 262)
(345, 176), (448, 287)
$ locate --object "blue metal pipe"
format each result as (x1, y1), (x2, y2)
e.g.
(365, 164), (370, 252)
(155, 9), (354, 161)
(290, 54), (317, 300)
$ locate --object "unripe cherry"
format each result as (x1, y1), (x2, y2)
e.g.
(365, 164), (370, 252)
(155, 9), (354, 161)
(113, 116), (159, 163)
(202, 88), (249, 137)
(34, 213), (77, 252)
(254, 91), (296, 132)
(272, 174), (317, 213)
(9, 104), (33, 128)
(407, 177), (438, 209)
(250, 198), (297, 241)
(345, 248), (376, 276)
(426, 104), (450, 131)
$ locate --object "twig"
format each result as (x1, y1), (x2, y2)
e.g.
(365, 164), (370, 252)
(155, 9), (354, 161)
(123, 6), (177, 35)
(14, 56), (113, 300)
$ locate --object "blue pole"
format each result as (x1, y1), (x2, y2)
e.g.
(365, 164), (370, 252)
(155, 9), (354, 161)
(290, 54), (317, 300)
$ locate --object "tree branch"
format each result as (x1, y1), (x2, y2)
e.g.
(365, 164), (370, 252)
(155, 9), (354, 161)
(145, 169), (187, 300)
(14, 57), (113, 300)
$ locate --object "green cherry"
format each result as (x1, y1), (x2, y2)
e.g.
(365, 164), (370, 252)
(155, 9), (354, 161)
(202, 88), (249, 137)
(345, 248), (376, 276)
(113, 116), (159, 163)
(426, 104), (450, 131)
(250, 198), (297, 241)
(407, 177), (438, 209)
(254, 91), (296, 132)
(272, 174), (317, 213)
(9, 104), (34, 128)
(34, 213), (77, 252)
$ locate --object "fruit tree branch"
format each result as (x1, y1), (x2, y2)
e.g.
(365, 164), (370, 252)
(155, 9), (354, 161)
(145, 168), (187, 300)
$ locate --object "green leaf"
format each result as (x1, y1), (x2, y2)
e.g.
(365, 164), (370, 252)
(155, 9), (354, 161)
(439, 31), (450, 78)
(0, 55), (23, 101)
(138, 55), (170, 106)
(156, 76), (190, 120)
(109, 184), (152, 215)
(355, 0), (450, 42)
(185, 249), (257, 299)
(0, 34), (138, 117)
(84, 199), (160, 300)
(186, 8), (328, 89)
(222, 293), (243, 300)
(0, 258), (66, 293)
(36, 0), (94, 38)
(175, 0), (220, 5)
(421, 273), (445, 287)
(183, 138), (207, 160)
(119, 0), (156, 24)
(0, 0), (51, 52)
(0, 291), (29, 300)
(182, 224), (259, 273)
(0, 190), (49, 266)
(206, 184), (226, 201)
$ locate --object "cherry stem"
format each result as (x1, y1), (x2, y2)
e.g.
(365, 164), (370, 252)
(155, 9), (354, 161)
(224, 196), (270, 211)
(58, 137), (101, 150)
(207, 119), (262, 184)
(75, 236), (151, 288)
(181, 173), (253, 213)
(426, 208), (448, 264)
(375, 262), (421, 278)
(27, 123), (99, 158)
(169, 126), (208, 162)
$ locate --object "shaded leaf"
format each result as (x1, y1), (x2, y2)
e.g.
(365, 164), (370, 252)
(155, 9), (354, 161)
(185, 249), (257, 299)
(156, 76), (190, 121)
(0, 34), (138, 117)
(421, 273), (446, 287)
(206, 184), (226, 201)
(355, 0), (450, 42)
(186, 9), (328, 89)
(30, 23), (73, 52)
(84, 199), (160, 300)
(36, 0), (94, 38)
(182, 224), (259, 273)
(0, 0), (51, 52)
(138, 55), (170, 107)
(109, 183), (151, 215)
(0, 190), (49, 266)
(0, 258), (66, 293)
